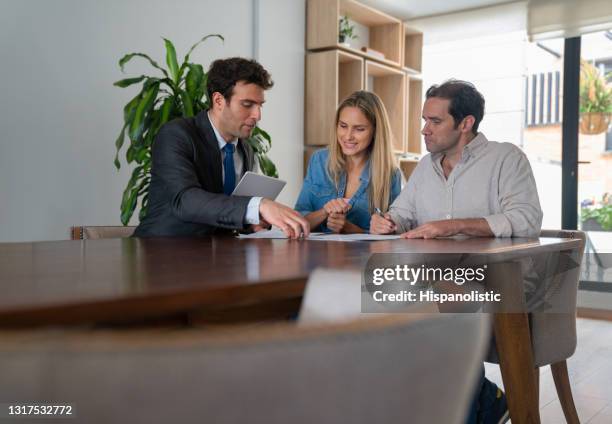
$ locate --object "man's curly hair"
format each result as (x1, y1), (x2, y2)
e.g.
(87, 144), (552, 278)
(206, 57), (273, 103)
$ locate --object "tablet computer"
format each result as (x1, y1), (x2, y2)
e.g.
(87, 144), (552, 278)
(232, 171), (286, 200)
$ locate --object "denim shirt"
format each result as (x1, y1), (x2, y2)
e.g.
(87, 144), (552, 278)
(295, 148), (402, 232)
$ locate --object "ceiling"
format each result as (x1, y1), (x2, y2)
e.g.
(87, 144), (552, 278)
(358, 0), (519, 20)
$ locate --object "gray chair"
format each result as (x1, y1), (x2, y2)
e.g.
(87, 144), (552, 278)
(0, 312), (489, 424)
(486, 229), (586, 424)
(298, 268), (365, 324)
(298, 268), (438, 324)
(70, 225), (135, 240)
(297, 268), (487, 422)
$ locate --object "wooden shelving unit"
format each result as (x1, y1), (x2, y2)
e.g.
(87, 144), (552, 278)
(307, 0), (403, 67)
(305, 50), (364, 147)
(399, 158), (419, 181)
(304, 146), (319, 173)
(339, 51), (364, 106)
(305, 0), (424, 179)
(365, 60), (405, 153)
(406, 75), (423, 155)
(397, 74), (423, 179)
(403, 28), (423, 74)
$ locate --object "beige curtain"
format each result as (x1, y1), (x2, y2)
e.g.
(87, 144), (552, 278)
(528, 0), (612, 40)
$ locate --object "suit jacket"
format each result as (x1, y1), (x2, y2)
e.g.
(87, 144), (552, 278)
(134, 110), (256, 237)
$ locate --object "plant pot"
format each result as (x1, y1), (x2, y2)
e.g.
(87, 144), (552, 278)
(579, 112), (611, 135)
(338, 36), (351, 48)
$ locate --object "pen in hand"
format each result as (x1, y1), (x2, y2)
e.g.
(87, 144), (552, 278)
(373, 207), (396, 234)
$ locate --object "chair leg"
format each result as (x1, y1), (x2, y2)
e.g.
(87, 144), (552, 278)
(535, 366), (540, 404)
(551, 360), (580, 424)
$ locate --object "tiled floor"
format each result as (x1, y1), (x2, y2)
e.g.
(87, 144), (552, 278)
(485, 318), (612, 423)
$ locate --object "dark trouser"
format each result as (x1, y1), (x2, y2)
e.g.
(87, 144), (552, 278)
(465, 365), (499, 424)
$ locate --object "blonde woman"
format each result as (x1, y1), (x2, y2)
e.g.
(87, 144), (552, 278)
(295, 91), (402, 233)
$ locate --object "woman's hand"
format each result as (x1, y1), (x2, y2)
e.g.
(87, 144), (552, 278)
(323, 198), (350, 215)
(327, 212), (347, 233)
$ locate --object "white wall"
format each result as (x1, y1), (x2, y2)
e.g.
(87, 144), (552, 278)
(0, 0), (305, 242)
(257, 0), (305, 208)
(407, 2), (528, 146)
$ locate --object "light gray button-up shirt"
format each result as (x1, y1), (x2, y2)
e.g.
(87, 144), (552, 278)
(388, 133), (543, 237)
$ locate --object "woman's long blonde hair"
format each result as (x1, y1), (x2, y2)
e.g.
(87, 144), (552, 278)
(327, 91), (399, 213)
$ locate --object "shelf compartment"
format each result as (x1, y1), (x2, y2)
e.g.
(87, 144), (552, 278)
(365, 60), (406, 154)
(305, 50), (364, 147)
(399, 158), (419, 182)
(404, 27), (423, 73)
(307, 0), (403, 67)
(406, 77), (423, 155)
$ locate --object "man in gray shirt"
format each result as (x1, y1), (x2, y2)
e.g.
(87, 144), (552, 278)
(371, 80), (541, 423)
(370, 80), (542, 239)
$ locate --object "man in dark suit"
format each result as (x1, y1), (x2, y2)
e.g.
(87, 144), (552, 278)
(134, 57), (309, 239)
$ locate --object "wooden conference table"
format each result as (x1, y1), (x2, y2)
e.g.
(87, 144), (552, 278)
(0, 235), (582, 423)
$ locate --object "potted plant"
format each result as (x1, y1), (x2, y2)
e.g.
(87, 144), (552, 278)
(581, 194), (612, 231)
(338, 15), (357, 46)
(579, 60), (612, 135)
(113, 35), (278, 225)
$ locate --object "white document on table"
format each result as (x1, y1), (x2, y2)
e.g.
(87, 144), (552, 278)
(237, 229), (322, 239)
(237, 229), (400, 241)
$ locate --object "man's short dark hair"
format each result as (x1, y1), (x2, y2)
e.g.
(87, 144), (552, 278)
(206, 57), (273, 103)
(425, 80), (485, 134)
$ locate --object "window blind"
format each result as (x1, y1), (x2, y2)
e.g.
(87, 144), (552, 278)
(528, 0), (612, 40)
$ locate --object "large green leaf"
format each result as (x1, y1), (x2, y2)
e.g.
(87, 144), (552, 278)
(247, 131), (271, 155)
(113, 75), (147, 88)
(178, 34), (224, 79)
(118, 52), (169, 78)
(137, 177), (151, 195)
(200, 72), (209, 106)
(128, 81), (160, 142)
(118, 93), (144, 167)
(126, 145), (136, 164)
(122, 78), (161, 135)
(163, 38), (179, 85)
(159, 97), (174, 126)
(179, 90), (194, 117)
(121, 165), (143, 207)
(136, 144), (149, 163)
(185, 34), (224, 62)
(120, 166), (147, 225)
(256, 153), (278, 178)
(185, 64), (204, 101)
(138, 193), (150, 221)
(124, 176), (150, 225)
(143, 109), (161, 149)
(123, 92), (142, 123)
(253, 126), (271, 143)
(113, 123), (127, 170)
(121, 187), (139, 225)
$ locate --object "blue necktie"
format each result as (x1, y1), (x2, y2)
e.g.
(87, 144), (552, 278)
(222, 143), (236, 195)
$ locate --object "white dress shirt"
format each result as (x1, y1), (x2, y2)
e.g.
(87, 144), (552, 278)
(208, 112), (262, 225)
